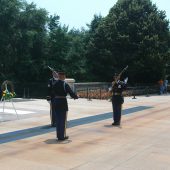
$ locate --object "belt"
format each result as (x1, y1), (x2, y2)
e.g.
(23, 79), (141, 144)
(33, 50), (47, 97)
(113, 92), (121, 96)
(55, 96), (66, 98)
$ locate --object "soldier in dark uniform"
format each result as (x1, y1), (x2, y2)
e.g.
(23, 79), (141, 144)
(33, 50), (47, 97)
(51, 71), (78, 141)
(47, 71), (58, 127)
(110, 74), (128, 126)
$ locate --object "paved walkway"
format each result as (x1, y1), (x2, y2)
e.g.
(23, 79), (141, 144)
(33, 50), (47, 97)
(0, 95), (170, 170)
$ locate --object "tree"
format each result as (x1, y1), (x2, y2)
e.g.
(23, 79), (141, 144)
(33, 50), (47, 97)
(66, 28), (87, 81)
(0, 0), (49, 82)
(86, 0), (170, 83)
(0, 0), (22, 80)
(15, 2), (48, 82)
(47, 15), (70, 72)
(85, 14), (111, 81)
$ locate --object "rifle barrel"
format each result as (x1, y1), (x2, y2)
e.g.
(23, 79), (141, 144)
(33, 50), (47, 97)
(48, 66), (54, 72)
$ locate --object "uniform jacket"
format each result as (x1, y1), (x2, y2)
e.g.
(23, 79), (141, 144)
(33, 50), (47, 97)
(112, 80), (127, 104)
(50, 80), (78, 111)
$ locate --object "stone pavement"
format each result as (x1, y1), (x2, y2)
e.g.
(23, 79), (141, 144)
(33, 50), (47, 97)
(0, 95), (170, 170)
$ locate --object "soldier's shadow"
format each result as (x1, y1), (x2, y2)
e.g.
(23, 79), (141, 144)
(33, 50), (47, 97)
(104, 124), (113, 128)
(104, 124), (122, 129)
(44, 139), (72, 144)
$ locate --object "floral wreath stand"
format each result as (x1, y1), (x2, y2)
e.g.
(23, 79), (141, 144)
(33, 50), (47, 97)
(0, 80), (19, 119)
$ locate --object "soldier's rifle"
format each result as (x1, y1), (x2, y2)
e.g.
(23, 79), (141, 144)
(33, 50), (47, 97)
(48, 66), (58, 79)
(112, 65), (128, 87)
(115, 65), (128, 82)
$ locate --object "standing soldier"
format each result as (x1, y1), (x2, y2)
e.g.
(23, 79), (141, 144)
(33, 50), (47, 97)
(51, 71), (78, 141)
(47, 71), (58, 127)
(110, 73), (128, 126)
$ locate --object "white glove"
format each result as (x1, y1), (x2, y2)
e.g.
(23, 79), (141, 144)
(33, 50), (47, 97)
(124, 77), (128, 84)
(108, 87), (112, 91)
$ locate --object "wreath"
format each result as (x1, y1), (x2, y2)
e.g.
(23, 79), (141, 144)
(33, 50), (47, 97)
(1, 80), (16, 100)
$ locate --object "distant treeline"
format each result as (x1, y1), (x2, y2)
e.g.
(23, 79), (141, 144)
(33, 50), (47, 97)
(0, 0), (170, 85)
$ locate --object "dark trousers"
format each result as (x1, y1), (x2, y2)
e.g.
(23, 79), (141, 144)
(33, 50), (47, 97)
(112, 102), (122, 124)
(50, 100), (56, 127)
(55, 110), (67, 140)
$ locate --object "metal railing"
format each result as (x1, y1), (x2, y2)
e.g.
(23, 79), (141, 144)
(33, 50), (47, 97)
(7, 82), (161, 99)
(74, 83), (159, 100)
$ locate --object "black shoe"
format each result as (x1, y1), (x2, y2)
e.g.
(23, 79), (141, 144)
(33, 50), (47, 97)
(112, 122), (120, 126)
(58, 136), (69, 141)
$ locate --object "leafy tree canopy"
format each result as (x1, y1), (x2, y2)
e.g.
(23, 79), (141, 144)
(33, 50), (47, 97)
(86, 0), (170, 83)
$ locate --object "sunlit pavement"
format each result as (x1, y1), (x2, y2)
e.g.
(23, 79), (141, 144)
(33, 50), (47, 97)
(0, 95), (170, 170)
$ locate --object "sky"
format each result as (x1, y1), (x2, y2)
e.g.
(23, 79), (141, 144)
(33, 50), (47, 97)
(26, 0), (170, 30)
